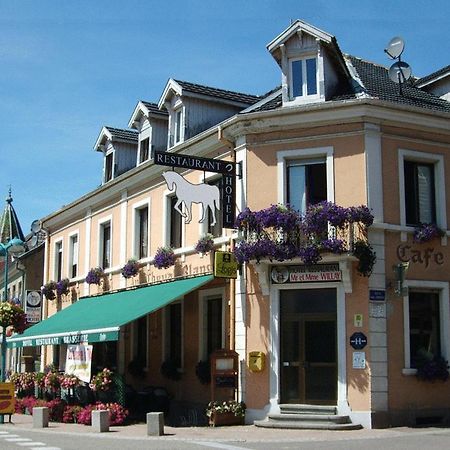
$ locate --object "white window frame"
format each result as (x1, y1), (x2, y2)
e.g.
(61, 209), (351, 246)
(163, 190), (185, 249)
(98, 216), (113, 271)
(174, 107), (184, 144)
(53, 238), (63, 281)
(402, 280), (450, 374)
(162, 300), (184, 369)
(277, 146), (334, 207)
(104, 148), (115, 183)
(198, 287), (226, 360)
(137, 126), (151, 165)
(132, 198), (151, 260)
(67, 231), (79, 280)
(398, 149), (446, 232)
(198, 172), (224, 239)
(289, 56), (320, 103)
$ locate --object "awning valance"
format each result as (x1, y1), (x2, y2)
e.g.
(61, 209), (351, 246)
(8, 274), (214, 348)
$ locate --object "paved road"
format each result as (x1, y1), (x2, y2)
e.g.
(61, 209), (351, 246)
(1, 427), (450, 450)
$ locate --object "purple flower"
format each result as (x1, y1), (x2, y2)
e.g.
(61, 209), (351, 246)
(121, 259), (140, 278)
(235, 208), (260, 232)
(298, 244), (321, 265)
(413, 223), (444, 243)
(154, 247), (176, 269)
(56, 278), (70, 296)
(321, 238), (346, 254)
(195, 234), (215, 254)
(347, 205), (374, 227)
(86, 267), (104, 285)
(41, 281), (57, 300)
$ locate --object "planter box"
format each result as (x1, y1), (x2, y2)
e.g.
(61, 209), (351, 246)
(209, 412), (244, 427)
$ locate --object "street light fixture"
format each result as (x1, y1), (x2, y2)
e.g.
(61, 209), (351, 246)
(0, 237), (26, 423)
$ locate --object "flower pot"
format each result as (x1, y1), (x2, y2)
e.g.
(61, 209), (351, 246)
(209, 412), (244, 427)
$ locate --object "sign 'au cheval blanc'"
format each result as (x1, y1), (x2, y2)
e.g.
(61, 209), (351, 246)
(155, 151), (236, 229)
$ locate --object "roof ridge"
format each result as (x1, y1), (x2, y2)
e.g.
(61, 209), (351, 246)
(174, 79), (260, 99)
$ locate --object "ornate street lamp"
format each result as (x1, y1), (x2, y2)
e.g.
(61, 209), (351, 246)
(0, 237), (25, 423)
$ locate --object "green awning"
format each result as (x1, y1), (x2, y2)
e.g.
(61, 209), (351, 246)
(8, 274), (214, 348)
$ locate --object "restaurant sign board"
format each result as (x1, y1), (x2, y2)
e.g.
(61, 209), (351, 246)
(271, 264), (342, 284)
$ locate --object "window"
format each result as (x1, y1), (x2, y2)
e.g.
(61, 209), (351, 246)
(139, 137), (150, 163)
(205, 296), (224, 357)
(404, 161), (436, 226)
(409, 291), (441, 367)
(105, 152), (114, 182)
(287, 159), (327, 213)
(165, 303), (182, 367)
(54, 241), (63, 281)
(169, 196), (182, 248)
(136, 206), (149, 259)
(69, 234), (78, 278)
(174, 109), (183, 144)
(290, 57), (317, 99)
(100, 222), (111, 269)
(207, 178), (223, 237)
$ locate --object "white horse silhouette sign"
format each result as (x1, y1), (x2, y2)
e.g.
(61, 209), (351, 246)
(162, 171), (220, 226)
(155, 151), (237, 228)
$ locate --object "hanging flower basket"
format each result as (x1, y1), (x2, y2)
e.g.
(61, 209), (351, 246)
(195, 234), (215, 254)
(85, 267), (105, 285)
(154, 247), (176, 269)
(121, 259), (140, 278)
(41, 281), (57, 301)
(0, 302), (27, 334)
(413, 223), (445, 243)
(56, 278), (70, 296)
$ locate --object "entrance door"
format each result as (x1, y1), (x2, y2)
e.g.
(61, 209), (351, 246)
(280, 288), (337, 404)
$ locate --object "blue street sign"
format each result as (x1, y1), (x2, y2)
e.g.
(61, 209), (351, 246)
(350, 332), (368, 350)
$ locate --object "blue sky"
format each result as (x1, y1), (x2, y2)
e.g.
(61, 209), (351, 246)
(1, 0), (449, 232)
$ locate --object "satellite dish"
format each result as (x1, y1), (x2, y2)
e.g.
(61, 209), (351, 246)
(389, 61), (412, 84)
(29, 235), (39, 248)
(385, 36), (405, 59)
(31, 219), (42, 234)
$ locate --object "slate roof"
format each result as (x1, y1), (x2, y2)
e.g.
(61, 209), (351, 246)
(104, 126), (138, 141)
(244, 57), (450, 114)
(141, 101), (168, 116)
(415, 65), (450, 86)
(174, 79), (260, 105)
(348, 56), (450, 113)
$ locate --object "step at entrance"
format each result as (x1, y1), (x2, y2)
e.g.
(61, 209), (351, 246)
(254, 404), (362, 430)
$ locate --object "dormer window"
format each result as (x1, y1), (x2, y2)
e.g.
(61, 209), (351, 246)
(139, 137), (150, 163)
(290, 57), (318, 100)
(174, 108), (183, 144)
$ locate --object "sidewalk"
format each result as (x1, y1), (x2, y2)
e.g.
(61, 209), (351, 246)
(2, 414), (450, 443)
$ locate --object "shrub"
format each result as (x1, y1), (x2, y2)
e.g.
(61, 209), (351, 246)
(62, 405), (83, 423)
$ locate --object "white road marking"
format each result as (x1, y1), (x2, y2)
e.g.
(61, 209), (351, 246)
(192, 442), (251, 450)
(18, 443), (46, 447)
(5, 437), (32, 441)
(0, 434), (20, 438)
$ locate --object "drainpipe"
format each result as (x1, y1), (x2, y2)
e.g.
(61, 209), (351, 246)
(40, 226), (50, 371)
(15, 260), (26, 373)
(218, 126), (236, 351)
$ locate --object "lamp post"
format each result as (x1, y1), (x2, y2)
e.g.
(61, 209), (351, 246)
(0, 237), (25, 423)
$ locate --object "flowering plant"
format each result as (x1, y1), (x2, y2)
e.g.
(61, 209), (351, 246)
(415, 350), (449, 382)
(154, 246), (176, 269)
(195, 234), (215, 254)
(44, 370), (61, 392)
(413, 223), (445, 243)
(234, 202), (375, 276)
(41, 281), (57, 300)
(89, 368), (113, 392)
(206, 400), (246, 418)
(85, 267), (105, 285)
(8, 372), (35, 392)
(56, 278), (70, 296)
(59, 373), (81, 389)
(121, 259), (140, 278)
(62, 404), (83, 423)
(76, 402), (128, 426)
(0, 302), (27, 333)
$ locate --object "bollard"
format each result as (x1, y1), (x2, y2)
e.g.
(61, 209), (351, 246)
(92, 409), (109, 432)
(32, 407), (49, 428)
(147, 412), (164, 436)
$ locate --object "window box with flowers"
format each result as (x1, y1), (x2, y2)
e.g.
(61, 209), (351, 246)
(41, 281), (57, 301)
(413, 223), (445, 244)
(154, 246), (176, 269)
(121, 259), (140, 278)
(85, 267), (105, 285)
(206, 400), (246, 426)
(195, 234), (215, 254)
(233, 202), (376, 277)
(56, 278), (70, 296)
